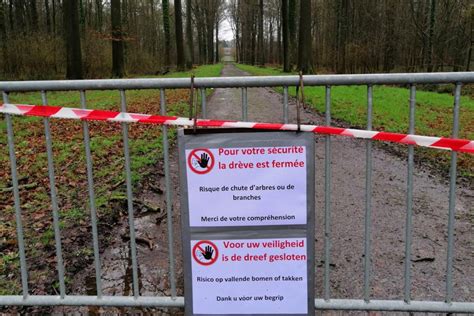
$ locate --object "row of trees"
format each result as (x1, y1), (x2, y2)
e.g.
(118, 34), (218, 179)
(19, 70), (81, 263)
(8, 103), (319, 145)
(1, 0), (472, 79)
(229, 0), (473, 74)
(0, 0), (224, 79)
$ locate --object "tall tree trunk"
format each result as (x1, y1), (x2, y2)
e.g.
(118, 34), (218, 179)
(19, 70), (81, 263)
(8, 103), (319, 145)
(175, 0), (185, 71)
(162, 0), (171, 68)
(14, 0), (25, 35)
(8, 0), (13, 32)
(111, 0), (124, 77)
(336, 0), (349, 73)
(95, 0), (103, 31)
(79, 0), (85, 35)
(383, 0), (395, 72)
(206, 11), (214, 64)
(87, 0), (93, 27)
(215, 18), (219, 63)
(52, 0), (56, 34)
(0, 0), (5, 35)
(200, 27), (204, 63)
(257, 0), (264, 66)
(0, 0), (6, 57)
(30, 0), (38, 31)
(45, 0), (51, 33)
(288, 0), (296, 68)
(269, 17), (273, 64)
(277, 14), (281, 64)
(251, 11), (256, 65)
(466, 5), (473, 71)
(235, 2), (240, 63)
(282, 0), (290, 72)
(426, 0), (436, 72)
(186, 0), (193, 67)
(297, 0), (312, 73)
(204, 0), (216, 65)
(63, 0), (83, 79)
(122, 0), (128, 62)
(149, 0), (155, 57)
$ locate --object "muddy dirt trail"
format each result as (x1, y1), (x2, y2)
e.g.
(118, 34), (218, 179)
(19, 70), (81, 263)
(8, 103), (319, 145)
(62, 63), (473, 314)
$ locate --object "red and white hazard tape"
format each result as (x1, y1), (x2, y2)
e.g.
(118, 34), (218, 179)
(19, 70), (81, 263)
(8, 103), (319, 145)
(1, 103), (473, 154)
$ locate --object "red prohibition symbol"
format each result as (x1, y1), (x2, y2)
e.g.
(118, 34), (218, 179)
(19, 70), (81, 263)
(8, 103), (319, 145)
(187, 148), (215, 174)
(192, 240), (219, 266)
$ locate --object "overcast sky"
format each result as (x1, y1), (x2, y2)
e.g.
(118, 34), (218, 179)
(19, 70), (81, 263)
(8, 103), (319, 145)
(220, 17), (234, 42)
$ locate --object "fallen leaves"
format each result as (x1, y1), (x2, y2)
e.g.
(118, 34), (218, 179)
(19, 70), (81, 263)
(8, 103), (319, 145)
(0, 89), (190, 295)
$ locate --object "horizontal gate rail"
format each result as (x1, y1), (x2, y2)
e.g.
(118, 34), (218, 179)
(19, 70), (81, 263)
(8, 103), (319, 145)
(0, 296), (473, 313)
(1, 72), (473, 313)
(1, 72), (474, 91)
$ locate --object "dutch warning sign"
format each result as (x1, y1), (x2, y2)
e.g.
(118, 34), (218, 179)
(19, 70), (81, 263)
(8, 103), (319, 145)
(192, 240), (219, 266)
(179, 130), (315, 316)
(191, 238), (308, 314)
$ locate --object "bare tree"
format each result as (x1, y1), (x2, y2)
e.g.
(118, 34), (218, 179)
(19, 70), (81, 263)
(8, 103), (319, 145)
(30, 0), (38, 31)
(186, 0), (193, 67)
(466, 4), (473, 71)
(288, 0), (296, 68)
(257, 0), (264, 65)
(281, 0), (289, 72)
(95, 0), (103, 31)
(0, 0), (6, 59)
(63, 0), (83, 79)
(426, 0), (436, 72)
(111, 0), (124, 77)
(175, 0), (185, 71)
(45, 0), (51, 33)
(162, 0), (171, 68)
(297, 0), (312, 73)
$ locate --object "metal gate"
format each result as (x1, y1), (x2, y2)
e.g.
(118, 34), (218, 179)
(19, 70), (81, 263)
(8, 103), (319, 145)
(1, 72), (473, 313)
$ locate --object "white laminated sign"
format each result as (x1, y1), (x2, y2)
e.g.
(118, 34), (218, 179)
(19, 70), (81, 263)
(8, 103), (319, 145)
(179, 130), (315, 316)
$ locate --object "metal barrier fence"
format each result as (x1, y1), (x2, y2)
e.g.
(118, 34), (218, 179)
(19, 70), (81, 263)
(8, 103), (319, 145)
(1, 72), (473, 313)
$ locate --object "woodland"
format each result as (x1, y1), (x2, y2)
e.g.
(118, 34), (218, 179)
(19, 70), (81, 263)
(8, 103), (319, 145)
(0, 0), (472, 79)
(0, 0), (473, 308)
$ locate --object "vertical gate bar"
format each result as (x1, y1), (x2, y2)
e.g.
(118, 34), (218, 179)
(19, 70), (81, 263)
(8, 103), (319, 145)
(200, 88), (207, 119)
(2, 92), (29, 298)
(120, 90), (140, 298)
(241, 87), (248, 121)
(283, 86), (289, 124)
(446, 83), (461, 303)
(161, 88), (177, 298)
(41, 91), (66, 298)
(324, 85), (332, 301)
(80, 91), (102, 298)
(363, 85), (373, 302)
(404, 84), (416, 303)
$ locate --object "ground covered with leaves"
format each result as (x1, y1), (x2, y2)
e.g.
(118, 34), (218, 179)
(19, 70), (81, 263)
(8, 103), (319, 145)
(0, 64), (222, 296)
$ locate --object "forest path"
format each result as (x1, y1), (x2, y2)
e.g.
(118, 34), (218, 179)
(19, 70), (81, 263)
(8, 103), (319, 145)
(205, 63), (473, 301)
(61, 63), (473, 314)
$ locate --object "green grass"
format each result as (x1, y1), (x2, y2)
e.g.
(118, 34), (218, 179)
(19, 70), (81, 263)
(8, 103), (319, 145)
(236, 63), (474, 178)
(235, 63), (297, 76)
(161, 63), (224, 78)
(0, 251), (20, 295)
(2, 63), (223, 108)
(235, 63), (473, 138)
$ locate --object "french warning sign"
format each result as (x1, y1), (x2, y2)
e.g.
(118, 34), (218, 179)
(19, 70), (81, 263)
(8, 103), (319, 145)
(187, 148), (215, 174)
(185, 145), (307, 227)
(179, 130), (315, 316)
